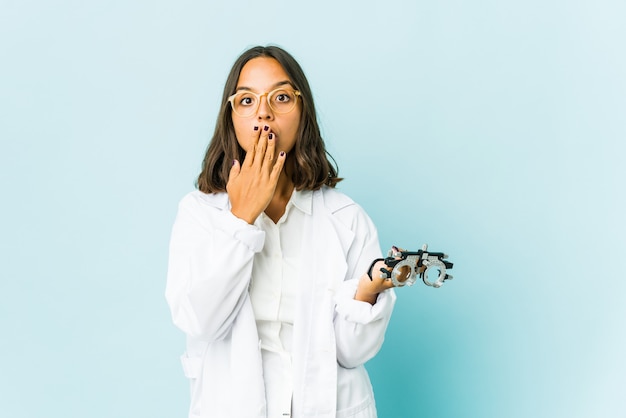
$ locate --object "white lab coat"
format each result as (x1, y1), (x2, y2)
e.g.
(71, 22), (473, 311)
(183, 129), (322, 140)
(166, 186), (396, 418)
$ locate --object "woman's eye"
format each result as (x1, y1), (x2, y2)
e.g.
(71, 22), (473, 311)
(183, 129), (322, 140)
(239, 96), (255, 106)
(274, 93), (291, 103)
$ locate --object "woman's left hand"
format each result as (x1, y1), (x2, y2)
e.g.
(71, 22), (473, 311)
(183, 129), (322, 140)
(354, 260), (395, 305)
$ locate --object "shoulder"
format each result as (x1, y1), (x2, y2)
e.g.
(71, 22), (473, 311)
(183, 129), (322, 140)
(316, 186), (357, 214)
(174, 190), (245, 233)
(178, 190), (229, 211)
(315, 186), (375, 230)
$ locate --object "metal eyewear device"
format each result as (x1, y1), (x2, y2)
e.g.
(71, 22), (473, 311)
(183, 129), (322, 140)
(368, 244), (454, 288)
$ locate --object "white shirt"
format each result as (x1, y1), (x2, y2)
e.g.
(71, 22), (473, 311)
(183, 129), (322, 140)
(250, 190), (310, 417)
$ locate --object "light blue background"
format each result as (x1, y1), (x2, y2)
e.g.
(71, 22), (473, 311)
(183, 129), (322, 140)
(1, 1), (624, 417)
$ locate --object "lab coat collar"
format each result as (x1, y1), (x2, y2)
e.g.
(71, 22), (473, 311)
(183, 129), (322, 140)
(291, 189), (313, 215)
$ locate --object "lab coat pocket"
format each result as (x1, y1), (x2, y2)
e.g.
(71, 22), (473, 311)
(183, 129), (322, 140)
(180, 352), (203, 416)
(181, 352), (202, 379)
(336, 365), (376, 418)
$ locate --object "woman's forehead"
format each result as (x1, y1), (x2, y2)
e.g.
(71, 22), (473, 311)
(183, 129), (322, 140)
(236, 57), (291, 90)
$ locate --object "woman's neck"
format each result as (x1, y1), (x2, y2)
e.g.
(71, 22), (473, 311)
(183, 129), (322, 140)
(264, 171), (295, 223)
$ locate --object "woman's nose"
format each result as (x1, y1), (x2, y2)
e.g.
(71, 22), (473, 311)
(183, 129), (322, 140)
(257, 95), (274, 120)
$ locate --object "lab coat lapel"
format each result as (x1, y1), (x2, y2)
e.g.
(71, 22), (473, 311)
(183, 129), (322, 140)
(230, 299), (266, 417)
(293, 188), (355, 417)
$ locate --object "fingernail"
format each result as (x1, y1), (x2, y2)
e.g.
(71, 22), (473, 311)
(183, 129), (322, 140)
(279, 151), (285, 157)
(263, 125), (269, 131)
(268, 133), (273, 140)
(253, 126), (259, 131)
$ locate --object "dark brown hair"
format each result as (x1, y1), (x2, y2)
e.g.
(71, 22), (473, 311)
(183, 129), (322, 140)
(197, 45), (341, 193)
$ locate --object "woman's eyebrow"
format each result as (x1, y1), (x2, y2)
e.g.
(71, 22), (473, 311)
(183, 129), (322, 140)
(235, 80), (294, 92)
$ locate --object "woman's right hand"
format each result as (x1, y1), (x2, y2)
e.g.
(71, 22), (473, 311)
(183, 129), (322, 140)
(226, 126), (287, 224)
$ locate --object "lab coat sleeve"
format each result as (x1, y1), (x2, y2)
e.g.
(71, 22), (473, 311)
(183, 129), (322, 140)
(165, 192), (264, 341)
(332, 204), (396, 369)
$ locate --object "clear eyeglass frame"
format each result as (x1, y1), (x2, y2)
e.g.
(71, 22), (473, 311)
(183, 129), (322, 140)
(227, 88), (301, 117)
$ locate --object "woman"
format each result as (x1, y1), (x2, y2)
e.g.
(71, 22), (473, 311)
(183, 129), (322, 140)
(166, 45), (397, 418)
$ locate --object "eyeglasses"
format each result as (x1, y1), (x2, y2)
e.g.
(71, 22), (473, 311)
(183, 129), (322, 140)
(227, 87), (301, 117)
